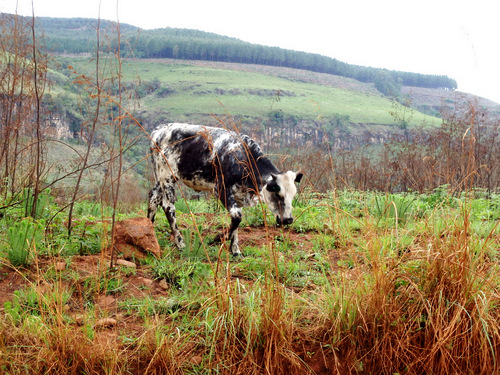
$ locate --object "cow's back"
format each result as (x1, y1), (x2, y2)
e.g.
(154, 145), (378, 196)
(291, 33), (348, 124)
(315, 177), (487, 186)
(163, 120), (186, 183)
(150, 123), (263, 192)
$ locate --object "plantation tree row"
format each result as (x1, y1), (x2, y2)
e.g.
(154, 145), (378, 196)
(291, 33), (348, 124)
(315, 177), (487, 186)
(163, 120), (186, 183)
(126, 31), (457, 94)
(25, 15), (458, 96)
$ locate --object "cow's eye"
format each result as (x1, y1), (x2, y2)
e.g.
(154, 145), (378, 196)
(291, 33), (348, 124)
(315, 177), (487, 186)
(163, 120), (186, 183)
(266, 181), (281, 193)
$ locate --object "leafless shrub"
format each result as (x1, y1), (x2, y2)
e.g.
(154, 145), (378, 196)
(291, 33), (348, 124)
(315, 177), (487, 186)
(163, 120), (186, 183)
(0, 13), (50, 215)
(293, 100), (500, 194)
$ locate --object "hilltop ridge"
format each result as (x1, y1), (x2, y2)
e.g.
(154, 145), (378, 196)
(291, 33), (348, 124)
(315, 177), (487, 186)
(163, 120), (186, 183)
(0, 13), (458, 97)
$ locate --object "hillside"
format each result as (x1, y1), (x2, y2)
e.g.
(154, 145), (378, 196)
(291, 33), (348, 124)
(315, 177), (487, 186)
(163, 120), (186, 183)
(54, 56), (440, 147)
(146, 58), (500, 120)
(28, 14), (457, 94)
(401, 86), (500, 117)
(0, 13), (458, 95)
(5, 12), (500, 150)
(54, 54), (500, 152)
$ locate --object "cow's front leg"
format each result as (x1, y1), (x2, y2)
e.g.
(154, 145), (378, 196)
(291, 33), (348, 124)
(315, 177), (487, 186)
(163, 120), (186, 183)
(161, 184), (185, 249)
(217, 187), (243, 256)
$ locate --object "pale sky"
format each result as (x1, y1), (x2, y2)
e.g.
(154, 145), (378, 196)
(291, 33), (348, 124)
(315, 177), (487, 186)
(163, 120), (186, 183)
(2, 0), (499, 104)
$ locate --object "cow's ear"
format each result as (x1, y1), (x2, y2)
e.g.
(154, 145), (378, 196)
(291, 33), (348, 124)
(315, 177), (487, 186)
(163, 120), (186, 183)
(266, 180), (281, 193)
(295, 172), (304, 183)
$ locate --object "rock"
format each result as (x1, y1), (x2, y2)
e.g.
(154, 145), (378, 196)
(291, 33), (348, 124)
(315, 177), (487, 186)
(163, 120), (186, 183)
(137, 277), (154, 286)
(158, 279), (169, 291)
(116, 259), (137, 269)
(112, 217), (161, 259)
(97, 295), (116, 310)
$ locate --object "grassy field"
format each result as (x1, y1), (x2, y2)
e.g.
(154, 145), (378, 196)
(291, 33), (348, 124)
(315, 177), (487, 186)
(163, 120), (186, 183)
(59, 57), (440, 128)
(0, 186), (499, 374)
(3, 51), (498, 374)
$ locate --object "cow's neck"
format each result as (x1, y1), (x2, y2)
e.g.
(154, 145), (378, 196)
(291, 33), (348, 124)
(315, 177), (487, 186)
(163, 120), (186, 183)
(256, 158), (280, 184)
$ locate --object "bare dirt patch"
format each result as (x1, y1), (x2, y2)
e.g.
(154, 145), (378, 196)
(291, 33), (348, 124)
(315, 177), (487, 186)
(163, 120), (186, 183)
(238, 225), (316, 251)
(0, 266), (25, 306)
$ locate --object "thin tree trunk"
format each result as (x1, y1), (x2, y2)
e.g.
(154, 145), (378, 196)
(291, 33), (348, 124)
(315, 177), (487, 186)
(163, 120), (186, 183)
(67, 17), (102, 235)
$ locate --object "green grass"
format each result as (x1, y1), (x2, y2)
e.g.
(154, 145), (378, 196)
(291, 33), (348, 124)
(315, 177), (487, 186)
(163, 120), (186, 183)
(60, 57), (440, 128)
(1, 188), (499, 373)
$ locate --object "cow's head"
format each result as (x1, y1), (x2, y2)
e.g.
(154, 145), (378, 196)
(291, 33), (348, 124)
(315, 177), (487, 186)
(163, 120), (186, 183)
(262, 171), (303, 226)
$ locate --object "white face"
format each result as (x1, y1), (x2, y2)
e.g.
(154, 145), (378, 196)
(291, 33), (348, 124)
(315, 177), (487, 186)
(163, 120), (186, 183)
(261, 171), (302, 225)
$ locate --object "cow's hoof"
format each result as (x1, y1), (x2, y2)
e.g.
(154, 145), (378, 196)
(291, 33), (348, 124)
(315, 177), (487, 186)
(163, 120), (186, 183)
(231, 252), (243, 258)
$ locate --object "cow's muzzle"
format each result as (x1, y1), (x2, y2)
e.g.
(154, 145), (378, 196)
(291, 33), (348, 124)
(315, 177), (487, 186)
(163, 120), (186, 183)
(276, 216), (293, 226)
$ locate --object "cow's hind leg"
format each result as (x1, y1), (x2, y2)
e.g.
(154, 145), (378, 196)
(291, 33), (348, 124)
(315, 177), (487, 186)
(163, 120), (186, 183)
(228, 205), (242, 256)
(148, 182), (161, 222)
(167, 189), (186, 249)
(149, 181), (185, 249)
(162, 184), (185, 249)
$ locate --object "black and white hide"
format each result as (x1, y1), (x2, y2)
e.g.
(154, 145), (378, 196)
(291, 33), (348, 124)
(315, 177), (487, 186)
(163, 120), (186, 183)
(147, 123), (303, 256)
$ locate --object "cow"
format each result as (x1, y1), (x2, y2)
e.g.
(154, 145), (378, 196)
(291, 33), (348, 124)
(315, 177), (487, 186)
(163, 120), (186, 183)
(147, 123), (303, 256)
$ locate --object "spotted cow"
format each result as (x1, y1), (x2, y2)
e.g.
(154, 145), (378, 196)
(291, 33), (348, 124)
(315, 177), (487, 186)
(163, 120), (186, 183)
(147, 123), (303, 255)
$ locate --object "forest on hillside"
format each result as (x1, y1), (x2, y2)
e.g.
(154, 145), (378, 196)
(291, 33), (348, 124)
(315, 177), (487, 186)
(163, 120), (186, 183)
(126, 29), (457, 96)
(2, 14), (458, 97)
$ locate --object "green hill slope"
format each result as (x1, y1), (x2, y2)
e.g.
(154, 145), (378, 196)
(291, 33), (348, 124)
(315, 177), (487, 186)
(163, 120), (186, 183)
(60, 56), (440, 136)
